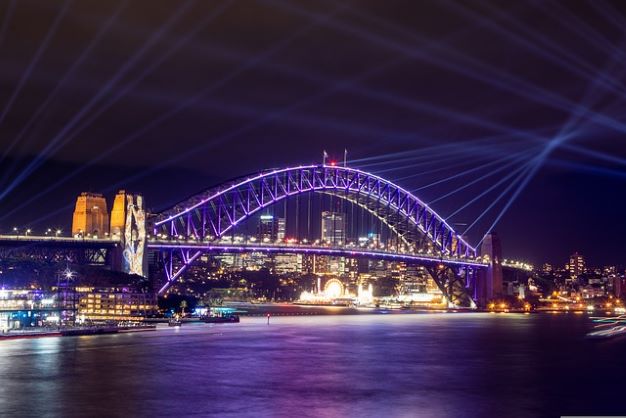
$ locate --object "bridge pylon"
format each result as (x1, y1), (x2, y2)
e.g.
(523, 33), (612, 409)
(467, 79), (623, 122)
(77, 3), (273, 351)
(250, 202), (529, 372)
(476, 232), (503, 307)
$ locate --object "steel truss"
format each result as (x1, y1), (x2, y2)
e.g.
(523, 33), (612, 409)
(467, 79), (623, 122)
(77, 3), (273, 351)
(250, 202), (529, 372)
(0, 246), (110, 265)
(425, 265), (477, 308)
(153, 165), (482, 299)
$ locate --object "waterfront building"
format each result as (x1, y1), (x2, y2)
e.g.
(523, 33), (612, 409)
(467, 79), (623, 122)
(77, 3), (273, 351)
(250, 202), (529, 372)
(75, 286), (157, 322)
(580, 285), (605, 299)
(71, 192), (109, 237)
(0, 289), (58, 331)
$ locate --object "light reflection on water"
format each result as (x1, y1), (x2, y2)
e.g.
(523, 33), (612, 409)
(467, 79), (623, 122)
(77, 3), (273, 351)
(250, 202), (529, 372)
(0, 313), (624, 417)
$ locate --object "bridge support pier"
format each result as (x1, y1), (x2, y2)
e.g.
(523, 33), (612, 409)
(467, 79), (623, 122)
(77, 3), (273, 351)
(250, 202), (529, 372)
(476, 233), (503, 307)
(425, 265), (476, 309)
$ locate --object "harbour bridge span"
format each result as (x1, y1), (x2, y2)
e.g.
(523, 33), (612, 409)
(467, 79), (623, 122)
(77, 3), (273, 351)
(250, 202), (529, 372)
(149, 164), (490, 307)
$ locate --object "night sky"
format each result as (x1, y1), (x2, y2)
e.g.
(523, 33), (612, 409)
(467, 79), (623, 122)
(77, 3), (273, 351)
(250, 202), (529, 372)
(1, 0), (626, 267)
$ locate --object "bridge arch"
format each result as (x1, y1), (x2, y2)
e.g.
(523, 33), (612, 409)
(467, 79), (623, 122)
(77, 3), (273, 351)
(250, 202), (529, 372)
(154, 164), (476, 257)
(151, 165), (481, 305)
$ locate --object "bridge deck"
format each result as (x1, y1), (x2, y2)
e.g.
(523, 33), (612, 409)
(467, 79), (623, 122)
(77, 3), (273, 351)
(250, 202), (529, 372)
(0, 235), (119, 249)
(147, 241), (487, 268)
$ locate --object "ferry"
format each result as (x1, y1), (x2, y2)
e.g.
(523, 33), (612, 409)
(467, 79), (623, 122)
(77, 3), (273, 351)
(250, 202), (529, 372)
(201, 307), (240, 324)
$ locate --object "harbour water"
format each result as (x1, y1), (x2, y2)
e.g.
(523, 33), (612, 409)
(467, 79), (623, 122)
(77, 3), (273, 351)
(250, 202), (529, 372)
(1, 312), (624, 417)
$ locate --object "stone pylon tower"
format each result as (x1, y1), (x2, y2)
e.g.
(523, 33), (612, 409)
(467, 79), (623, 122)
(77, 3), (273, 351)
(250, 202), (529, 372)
(71, 193), (109, 237)
(476, 232), (503, 307)
(110, 190), (128, 237)
(109, 191), (147, 277)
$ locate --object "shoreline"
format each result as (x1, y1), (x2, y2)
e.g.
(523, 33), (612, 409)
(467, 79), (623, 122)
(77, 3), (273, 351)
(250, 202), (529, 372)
(0, 325), (156, 341)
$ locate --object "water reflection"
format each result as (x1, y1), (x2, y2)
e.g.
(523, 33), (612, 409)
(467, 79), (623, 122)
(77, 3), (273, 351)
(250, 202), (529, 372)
(0, 313), (624, 417)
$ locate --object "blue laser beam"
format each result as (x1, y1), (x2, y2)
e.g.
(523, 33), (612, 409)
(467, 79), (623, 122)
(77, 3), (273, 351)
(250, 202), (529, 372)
(0, 0), (128, 182)
(0, 0), (196, 201)
(0, 0), (70, 128)
(428, 150), (537, 205)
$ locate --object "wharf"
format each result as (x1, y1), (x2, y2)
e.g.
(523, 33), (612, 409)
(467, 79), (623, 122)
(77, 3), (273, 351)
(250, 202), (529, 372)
(0, 325), (156, 340)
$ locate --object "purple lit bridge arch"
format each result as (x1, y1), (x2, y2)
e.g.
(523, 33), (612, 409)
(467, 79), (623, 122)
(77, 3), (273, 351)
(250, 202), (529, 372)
(148, 165), (487, 307)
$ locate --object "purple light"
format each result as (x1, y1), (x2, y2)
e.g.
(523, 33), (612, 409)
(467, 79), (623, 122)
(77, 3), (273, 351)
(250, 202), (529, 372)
(154, 164), (476, 255)
(148, 242), (486, 268)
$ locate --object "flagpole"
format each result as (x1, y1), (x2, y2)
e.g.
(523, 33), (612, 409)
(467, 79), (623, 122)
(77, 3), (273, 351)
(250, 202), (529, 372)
(323, 150), (327, 166)
(344, 149), (347, 167)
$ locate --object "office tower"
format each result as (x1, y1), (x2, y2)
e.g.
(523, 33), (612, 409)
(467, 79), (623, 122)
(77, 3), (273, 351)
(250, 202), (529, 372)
(321, 211), (345, 245)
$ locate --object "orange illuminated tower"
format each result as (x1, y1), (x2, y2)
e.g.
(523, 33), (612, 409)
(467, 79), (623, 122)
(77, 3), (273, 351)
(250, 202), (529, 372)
(110, 190), (128, 236)
(71, 192), (110, 237)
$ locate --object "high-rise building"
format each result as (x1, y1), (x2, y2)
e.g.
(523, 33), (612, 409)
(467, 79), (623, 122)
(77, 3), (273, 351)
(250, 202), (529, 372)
(567, 252), (586, 278)
(274, 254), (302, 274)
(71, 193), (109, 237)
(277, 217), (286, 241)
(321, 211), (345, 245)
(258, 215), (284, 242)
(613, 276), (622, 298)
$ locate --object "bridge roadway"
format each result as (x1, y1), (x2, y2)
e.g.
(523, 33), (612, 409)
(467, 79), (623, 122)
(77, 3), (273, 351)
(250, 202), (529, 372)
(0, 235), (119, 248)
(0, 235), (501, 269)
(147, 239), (488, 268)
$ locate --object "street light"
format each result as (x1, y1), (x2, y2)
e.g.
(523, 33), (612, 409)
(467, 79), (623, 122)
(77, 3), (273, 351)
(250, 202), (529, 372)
(56, 229), (62, 237)
(25, 229), (31, 236)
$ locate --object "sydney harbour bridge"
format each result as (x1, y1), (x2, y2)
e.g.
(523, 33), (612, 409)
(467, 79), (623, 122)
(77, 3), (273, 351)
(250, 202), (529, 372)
(0, 164), (511, 309)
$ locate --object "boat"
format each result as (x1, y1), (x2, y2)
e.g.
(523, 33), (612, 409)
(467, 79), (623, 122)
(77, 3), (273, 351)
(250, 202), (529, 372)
(200, 307), (240, 324)
(202, 315), (240, 324)
(586, 325), (626, 339)
(586, 315), (626, 339)
(168, 318), (182, 327)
